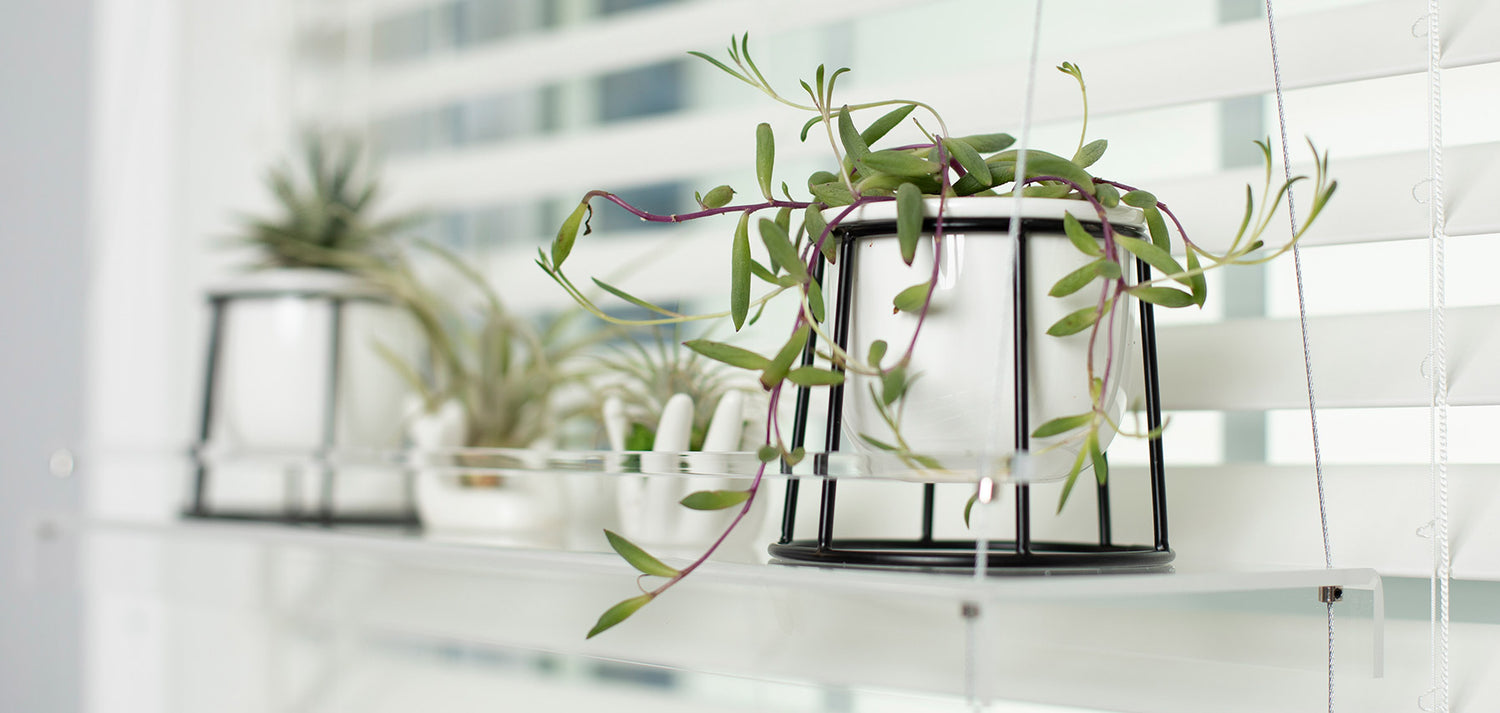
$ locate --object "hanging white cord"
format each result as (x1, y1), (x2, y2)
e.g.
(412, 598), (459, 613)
(966, 4), (1046, 711)
(1422, 2), (1452, 711)
(1262, 3), (1336, 711)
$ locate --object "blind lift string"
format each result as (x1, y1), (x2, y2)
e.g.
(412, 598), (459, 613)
(1421, 1), (1452, 711)
(1263, 2), (1336, 712)
(965, 1), (1046, 710)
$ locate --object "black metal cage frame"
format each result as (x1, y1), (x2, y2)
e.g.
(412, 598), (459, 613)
(768, 215), (1174, 571)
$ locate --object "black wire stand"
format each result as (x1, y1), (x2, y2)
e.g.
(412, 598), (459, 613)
(769, 216), (1173, 571)
(186, 286), (418, 527)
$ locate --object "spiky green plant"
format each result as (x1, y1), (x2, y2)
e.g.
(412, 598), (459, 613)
(239, 131), (410, 271)
(595, 326), (737, 451)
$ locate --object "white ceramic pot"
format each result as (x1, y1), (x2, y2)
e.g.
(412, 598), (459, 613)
(833, 197), (1143, 480)
(613, 391), (768, 560)
(410, 399), (563, 543)
(204, 268), (419, 511)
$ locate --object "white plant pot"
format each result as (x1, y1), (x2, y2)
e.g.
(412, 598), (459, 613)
(409, 400), (563, 544)
(613, 391), (769, 560)
(834, 197), (1142, 480)
(204, 268), (418, 512)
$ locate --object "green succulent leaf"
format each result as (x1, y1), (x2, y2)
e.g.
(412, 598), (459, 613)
(806, 277), (826, 322)
(810, 181), (855, 207)
(1056, 444), (1089, 514)
(624, 422), (654, 451)
(995, 149), (1095, 195)
(881, 366), (908, 406)
(1120, 190), (1158, 209)
(892, 281), (932, 313)
(588, 594), (655, 639)
(592, 277), (682, 317)
(804, 205), (834, 263)
(730, 212), (752, 330)
(1116, 235), (1186, 279)
(786, 366), (845, 386)
(837, 106), (870, 160)
(755, 123), (775, 200)
(860, 104), (917, 146)
(683, 339), (771, 371)
(1143, 204), (1172, 252)
(1095, 182), (1121, 208)
(1096, 259), (1122, 280)
(867, 339), (888, 369)
(1089, 432), (1109, 486)
(757, 444), (780, 463)
(896, 182), (924, 265)
(553, 201), (590, 267)
(1185, 248), (1208, 306)
(1032, 412), (1094, 439)
(759, 218), (808, 283)
(1073, 138), (1108, 168)
(699, 184), (735, 209)
(1047, 306), (1100, 337)
(957, 132), (1015, 154)
(1062, 214), (1102, 257)
(680, 489), (753, 510)
(760, 323), (811, 390)
(1048, 261), (1098, 298)
(859, 150), (941, 178)
(808, 170), (838, 189)
(1129, 285), (1196, 308)
(943, 138), (991, 186)
(605, 529), (679, 578)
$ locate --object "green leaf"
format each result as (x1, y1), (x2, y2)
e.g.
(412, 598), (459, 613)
(808, 170), (838, 189)
(957, 132), (1015, 153)
(994, 149), (1094, 195)
(806, 277), (826, 322)
(1062, 214), (1101, 257)
(867, 339), (888, 369)
(1185, 248), (1208, 307)
(1089, 433), (1109, 486)
(730, 212), (751, 330)
(1046, 306), (1099, 337)
(700, 184), (735, 209)
(748, 258), (778, 284)
(881, 366), (908, 406)
(759, 218), (808, 283)
(683, 339), (771, 371)
(588, 594), (654, 639)
(804, 204), (834, 263)
(1073, 138), (1108, 168)
(1121, 190), (1158, 209)
(1095, 182), (1121, 208)
(757, 444), (780, 462)
(552, 201), (590, 267)
(810, 181), (855, 207)
(1055, 445), (1089, 514)
(860, 433), (898, 451)
(755, 122), (775, 200)
(1048, 261), (1098, 298)
(604, 530), (679, 578)
(1129, 285), (1196, 308)
(1096, 259), (1122, 279)
(896, 182), (924, 266)
(785, 446), (806, 466)
(859, 150), (940, 178)
(1116, 235), (1186, 278)
(943, 138), (991, 186)
(760, 323), (811, 390)
(1032, 413), (1093, 439)
(860, 104), (916, 146)
(837, 106), (870, 160)
(786, 366), (845, 386)
(680, 490), (752, 510)
(592, 277), (681, 317)
(1143, 204), (1172, 252)
(892, 281), (931, 313)
(624, 422), (654, 451)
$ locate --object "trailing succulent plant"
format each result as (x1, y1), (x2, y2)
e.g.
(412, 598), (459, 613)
(238, 131), (411, 272)
(539, 36), (1336, 638)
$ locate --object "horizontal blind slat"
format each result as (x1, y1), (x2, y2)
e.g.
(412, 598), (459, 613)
(1135, 305), (1500, 411)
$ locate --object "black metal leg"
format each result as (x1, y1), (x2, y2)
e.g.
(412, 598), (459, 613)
(1013, 227), (1033, 556)
(189, 297), (228, 517)
(1097, 456), (1113, 546)
(1136, 260), (1170, 552)
(782, 261), (826, 545)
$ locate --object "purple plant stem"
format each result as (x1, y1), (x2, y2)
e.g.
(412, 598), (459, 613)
(584, 190), (814, 224)
(1091, 179), (1199, 252)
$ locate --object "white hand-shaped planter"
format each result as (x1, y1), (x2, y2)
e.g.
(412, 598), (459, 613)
(410, 399), (562, 544)
(613, 391), (769, 560)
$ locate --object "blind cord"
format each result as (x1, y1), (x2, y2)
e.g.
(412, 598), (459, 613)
(1263, 3), (1336, 711)
(1423, 2), (1452, 711)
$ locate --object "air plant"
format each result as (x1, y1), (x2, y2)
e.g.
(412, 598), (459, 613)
(538, 36), (1336, 638)
(593, 326), (738, 452)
